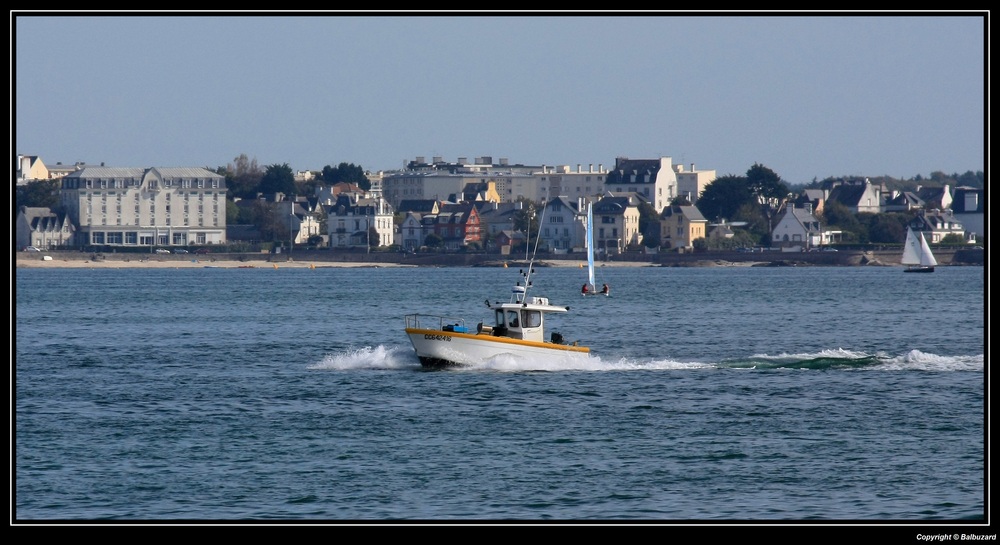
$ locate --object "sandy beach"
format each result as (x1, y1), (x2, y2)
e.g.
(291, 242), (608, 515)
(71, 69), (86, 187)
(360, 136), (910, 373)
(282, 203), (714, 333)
(15, 258), (409, 269)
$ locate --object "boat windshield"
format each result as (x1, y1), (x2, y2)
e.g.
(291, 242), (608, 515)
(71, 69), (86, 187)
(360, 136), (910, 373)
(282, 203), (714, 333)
(522, 310), (541, 328)
(505, 310), (519, 328)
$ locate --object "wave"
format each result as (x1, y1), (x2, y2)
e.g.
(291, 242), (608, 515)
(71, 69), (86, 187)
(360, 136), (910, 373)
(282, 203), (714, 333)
(309, 346), (984, 373)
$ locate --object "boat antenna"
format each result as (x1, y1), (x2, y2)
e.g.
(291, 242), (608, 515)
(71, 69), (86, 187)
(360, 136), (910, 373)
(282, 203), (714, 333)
(522, 201), (547, 295)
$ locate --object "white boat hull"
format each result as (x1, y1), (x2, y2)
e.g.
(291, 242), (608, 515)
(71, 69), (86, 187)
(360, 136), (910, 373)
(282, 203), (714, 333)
(405, 327), (590, 367)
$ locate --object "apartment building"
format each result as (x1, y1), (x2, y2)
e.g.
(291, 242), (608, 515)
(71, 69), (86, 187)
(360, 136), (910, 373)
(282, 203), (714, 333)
(59, 166), (227, 248)
(380, 156), (614, 210)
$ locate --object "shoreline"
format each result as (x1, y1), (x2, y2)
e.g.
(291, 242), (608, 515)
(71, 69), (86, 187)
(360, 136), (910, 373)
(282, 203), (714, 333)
(13, 255), (663, 269)
(14, 247), (984, 270)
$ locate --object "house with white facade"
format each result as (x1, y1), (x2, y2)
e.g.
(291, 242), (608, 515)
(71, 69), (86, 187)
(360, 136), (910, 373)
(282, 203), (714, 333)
(605, 156), (678, 214)
(592, 193), (643, 253)
(16, 206), (76, 250)
(324, 193), (394, 249)
(772, 203), (825, 250)
(399, 211), (426, 251)
(910, 209), (973, 244)
(673, 163), (716, 203)
(825, 178), (882, 214)
(951, 187), (984, 240)
(537, 196), (586, 253)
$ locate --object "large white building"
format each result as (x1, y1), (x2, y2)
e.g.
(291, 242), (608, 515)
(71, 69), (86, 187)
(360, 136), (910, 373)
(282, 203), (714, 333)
(674, 163), (717, 203)
(380, 156), (614, 209)
(59, 166), (227, 248)
(382, 155), (698, 217)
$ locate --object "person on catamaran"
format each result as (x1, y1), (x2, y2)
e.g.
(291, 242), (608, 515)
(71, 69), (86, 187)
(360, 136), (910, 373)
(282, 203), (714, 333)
(601, 283), (610, 296)
(582, 283), (589, 295)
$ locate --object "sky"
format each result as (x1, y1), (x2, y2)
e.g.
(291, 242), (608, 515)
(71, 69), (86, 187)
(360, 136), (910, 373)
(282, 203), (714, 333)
(12, 12), (987, 185)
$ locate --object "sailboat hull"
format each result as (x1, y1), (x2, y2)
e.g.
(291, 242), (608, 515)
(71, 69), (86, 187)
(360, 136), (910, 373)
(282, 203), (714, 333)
(904, 266), (935, 273)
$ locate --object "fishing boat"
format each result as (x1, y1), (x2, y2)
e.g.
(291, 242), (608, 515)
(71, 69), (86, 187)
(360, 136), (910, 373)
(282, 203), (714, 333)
(902, 227), (937, 273)
(404, 265), (591, 367)
(405, 204), (591, 368)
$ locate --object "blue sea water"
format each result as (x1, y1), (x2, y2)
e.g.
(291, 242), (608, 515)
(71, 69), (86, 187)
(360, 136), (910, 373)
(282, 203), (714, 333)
(13, 265), (987, 531)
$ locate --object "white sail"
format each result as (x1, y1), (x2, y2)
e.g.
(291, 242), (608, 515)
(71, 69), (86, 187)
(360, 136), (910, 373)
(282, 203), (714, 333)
(918, 231), (938, 267)
(586, 202), (596, 289)
(902, 228), (923, 266)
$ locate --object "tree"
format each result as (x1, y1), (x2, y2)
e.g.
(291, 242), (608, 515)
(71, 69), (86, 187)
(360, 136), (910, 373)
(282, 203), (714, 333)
(867, 213), (907, 244)
(321, 162), (370, 190)
(637, 201), (661, 248)
(259, 163), (296, 196)
(248, 200), (288, 242)
(511, 198), (540, 242)
(696, 174), (752, 223)
(732, 202), (770, 244)
(225, 200), (241, 225)
(224, 154), (263, 199)
(746, 163), (790, 205)
(16, 179), (61, 212)
(821, 201), (865, 243)
(424, 232), (443, 248)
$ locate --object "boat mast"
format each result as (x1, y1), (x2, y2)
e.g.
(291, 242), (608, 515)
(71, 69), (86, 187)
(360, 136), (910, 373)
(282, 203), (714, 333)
(518, 201), (547, 300)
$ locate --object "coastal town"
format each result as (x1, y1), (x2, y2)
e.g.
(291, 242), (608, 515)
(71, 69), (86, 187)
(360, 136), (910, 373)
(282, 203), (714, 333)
(15, 154), (985, 270)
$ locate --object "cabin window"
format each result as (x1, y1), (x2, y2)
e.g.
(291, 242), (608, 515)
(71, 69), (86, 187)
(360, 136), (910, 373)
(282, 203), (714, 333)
(506, 310), (519, 328)
(522, 310), (541, 328)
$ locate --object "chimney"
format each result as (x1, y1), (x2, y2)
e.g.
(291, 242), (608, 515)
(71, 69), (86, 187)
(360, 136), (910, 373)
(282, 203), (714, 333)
(690, 163), (695, 171)
(577, 164), (582, 173)
(589, 164), (593, 173)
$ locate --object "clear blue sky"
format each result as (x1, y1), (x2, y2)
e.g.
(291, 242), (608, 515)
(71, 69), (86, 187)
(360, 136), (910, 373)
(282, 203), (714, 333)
(13, 12), (986, 184)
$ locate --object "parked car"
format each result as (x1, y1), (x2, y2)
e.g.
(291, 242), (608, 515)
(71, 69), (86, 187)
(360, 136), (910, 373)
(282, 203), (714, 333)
(173, 248), (189, 254)
(24, 246), (41, 252)
(194, 248), (211, 255)
(155, 248), (171, 254)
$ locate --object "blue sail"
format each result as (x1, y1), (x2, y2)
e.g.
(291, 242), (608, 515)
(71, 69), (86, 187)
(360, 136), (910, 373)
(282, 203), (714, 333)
(586, 201), (596, 289)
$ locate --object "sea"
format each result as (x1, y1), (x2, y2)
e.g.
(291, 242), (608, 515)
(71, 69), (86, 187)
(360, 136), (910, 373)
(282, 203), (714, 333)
(13, 263), (988, 534)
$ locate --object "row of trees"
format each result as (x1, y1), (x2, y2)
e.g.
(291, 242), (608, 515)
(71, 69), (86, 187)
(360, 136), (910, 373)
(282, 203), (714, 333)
(218, 153), (370, 201)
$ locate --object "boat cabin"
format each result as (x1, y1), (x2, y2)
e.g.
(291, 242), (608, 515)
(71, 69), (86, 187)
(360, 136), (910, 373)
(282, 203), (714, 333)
(489, 306), (545, 341)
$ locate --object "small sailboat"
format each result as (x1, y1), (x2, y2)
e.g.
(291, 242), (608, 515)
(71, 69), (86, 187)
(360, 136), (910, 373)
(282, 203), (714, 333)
(581, 201), (610, 296)
(902, 227), (937, 273)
